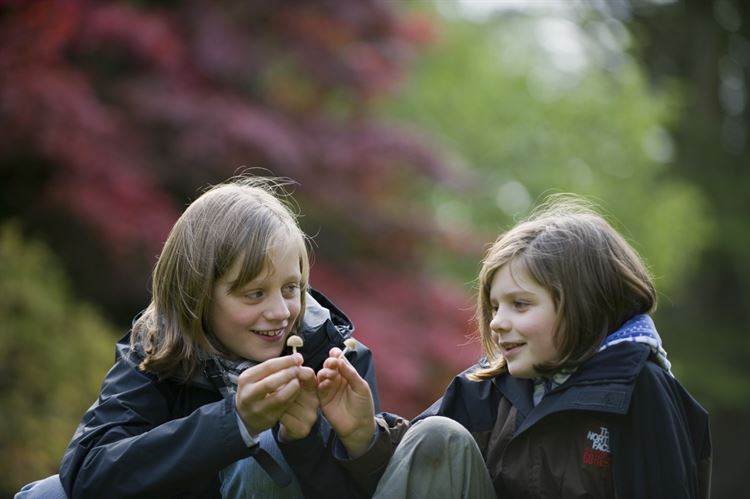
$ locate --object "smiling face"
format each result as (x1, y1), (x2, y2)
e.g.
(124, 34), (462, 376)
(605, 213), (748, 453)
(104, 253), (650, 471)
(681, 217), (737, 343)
(208, 241), (303, 362)
(488, 259), (559, 378)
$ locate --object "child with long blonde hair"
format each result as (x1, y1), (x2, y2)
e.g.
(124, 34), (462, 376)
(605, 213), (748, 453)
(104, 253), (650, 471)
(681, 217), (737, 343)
(16, 176), (379, 499)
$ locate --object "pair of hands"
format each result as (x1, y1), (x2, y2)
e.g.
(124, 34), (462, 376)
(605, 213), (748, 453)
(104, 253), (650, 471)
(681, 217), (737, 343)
(235, 347), (376, 458)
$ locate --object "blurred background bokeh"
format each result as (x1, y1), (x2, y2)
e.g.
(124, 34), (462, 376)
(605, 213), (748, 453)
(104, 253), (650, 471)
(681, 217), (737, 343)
(1, 0), (747, 496)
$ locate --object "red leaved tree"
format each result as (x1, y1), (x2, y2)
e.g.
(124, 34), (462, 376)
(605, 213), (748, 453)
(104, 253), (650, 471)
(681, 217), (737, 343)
(0, 0), (482, 416)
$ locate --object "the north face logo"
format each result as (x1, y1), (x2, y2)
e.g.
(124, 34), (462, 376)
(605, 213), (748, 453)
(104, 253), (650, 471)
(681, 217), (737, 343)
(582, 426), (610, 467)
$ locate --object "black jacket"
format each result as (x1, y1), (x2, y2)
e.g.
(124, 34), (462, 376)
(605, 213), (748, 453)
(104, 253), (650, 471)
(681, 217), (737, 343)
(58, 289), (379, 499)
(345, 342), (711, 499)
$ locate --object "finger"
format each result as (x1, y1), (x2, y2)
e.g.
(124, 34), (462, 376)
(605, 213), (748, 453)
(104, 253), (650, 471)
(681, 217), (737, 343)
(317, 379), (340, 404)
(240, 354), (303, 384)
(237, 366), (300, 404)
(321, 357), (352, 379)
(282, 405), (317, 427)
(316, 366), (340, 382)
(322, 356), (340, 370)
(317, 371), (347, 405)
(334, 357), (370, 395)
(284, 393), (320, 422)
(266, 377), (303, 407)
(236, 377), (301, 435)
(317, 366), (346, 395)
(297, 366), (318, 391)
(328, 347), (344, 359)
(242, 377), (302, 423)
(294, 384), (320, 408)
(286, 401), (319, 425)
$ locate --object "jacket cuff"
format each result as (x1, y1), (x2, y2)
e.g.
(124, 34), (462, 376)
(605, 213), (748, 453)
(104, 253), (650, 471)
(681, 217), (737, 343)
(235, 412), (261, 448)
(337, 418), (395, 495)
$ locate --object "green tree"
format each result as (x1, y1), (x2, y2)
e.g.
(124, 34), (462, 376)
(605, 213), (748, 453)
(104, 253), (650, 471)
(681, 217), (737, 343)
(623, 2), (750, 495)
(387, 7), (712, 316)
(0, 224), (114, 495)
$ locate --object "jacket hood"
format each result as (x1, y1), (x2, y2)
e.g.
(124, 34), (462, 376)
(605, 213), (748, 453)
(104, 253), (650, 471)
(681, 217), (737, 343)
(293, 288), (355, 368)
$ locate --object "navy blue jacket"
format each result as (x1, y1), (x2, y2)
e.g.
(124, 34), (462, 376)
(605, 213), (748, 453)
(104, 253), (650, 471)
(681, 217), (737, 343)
(58, 290), (379, 499)
(343, 342), (711, 498)
(422, 342), (712, 498)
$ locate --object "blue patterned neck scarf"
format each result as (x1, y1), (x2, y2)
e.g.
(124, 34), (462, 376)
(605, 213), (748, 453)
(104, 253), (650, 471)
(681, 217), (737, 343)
(533, 314), (672, 406)
(598, 314), (672, 375)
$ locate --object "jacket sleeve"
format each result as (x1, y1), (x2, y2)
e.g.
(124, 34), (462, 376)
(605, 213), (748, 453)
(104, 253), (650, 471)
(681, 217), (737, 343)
(278, 340), (386, 498)
(58, 351), (255, 499)
(320, 373), (466, 497)
(324, 387), (452, 497)
(612, 362), (712, 499)
(336, 412), (412, 496)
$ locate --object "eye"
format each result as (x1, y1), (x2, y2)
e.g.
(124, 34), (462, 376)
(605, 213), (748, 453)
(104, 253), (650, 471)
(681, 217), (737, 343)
(282, 283), (301, 297)
(512, 300), (529, 311)
(244, 289), (264, 300)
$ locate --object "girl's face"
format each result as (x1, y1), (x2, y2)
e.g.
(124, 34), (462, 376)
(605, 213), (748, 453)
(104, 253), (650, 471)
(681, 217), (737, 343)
(488, 260), (559, 378)
(208, 243), (302, 362)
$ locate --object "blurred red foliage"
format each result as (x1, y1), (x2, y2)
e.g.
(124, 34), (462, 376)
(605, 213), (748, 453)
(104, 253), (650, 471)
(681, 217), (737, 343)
(0, 0), (480, 415)
(313, 262), (481, 416)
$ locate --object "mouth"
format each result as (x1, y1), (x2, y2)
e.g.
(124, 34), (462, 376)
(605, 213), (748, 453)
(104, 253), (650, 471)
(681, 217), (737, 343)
(499, 341), (525, 356)
(251, 327), (286, 338)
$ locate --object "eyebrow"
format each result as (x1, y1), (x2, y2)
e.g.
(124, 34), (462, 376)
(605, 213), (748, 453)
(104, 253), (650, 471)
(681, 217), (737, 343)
(241, 270), (302, 287)
(491, 288), (536, 302)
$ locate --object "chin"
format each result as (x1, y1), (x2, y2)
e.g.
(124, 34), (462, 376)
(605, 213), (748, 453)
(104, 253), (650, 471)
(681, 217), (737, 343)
(508, 366), (534, 379)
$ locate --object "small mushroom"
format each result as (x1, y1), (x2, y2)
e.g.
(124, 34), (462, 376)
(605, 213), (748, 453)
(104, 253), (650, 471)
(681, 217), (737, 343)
(287, 335), (304, 355)
(342, 338), (357, 355)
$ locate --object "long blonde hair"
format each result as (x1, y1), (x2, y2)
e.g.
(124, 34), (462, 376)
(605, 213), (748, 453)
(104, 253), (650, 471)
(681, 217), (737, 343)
(469, 195), (655, 381)
(131, 176), (310, 381)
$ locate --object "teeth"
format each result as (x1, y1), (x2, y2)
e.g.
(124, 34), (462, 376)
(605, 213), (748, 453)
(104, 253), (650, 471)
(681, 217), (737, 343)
(253, 328), (283, 337)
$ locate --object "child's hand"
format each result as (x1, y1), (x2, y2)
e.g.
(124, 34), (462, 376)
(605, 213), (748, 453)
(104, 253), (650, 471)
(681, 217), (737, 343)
(235, 354), (304, 436)
(278, 365), (320, 441)
(317, 347), (376, 458)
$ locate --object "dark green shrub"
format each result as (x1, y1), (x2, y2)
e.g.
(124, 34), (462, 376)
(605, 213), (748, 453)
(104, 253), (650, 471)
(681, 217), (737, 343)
(0, 224), (115, 495)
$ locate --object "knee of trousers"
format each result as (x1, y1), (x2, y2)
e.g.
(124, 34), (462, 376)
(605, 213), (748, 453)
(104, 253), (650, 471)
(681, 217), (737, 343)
(405, 416), (476, 461)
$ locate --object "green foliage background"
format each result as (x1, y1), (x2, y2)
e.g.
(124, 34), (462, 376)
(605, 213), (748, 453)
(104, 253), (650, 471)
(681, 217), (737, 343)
(385, 6), (747, 414)
(388, 13), (711, 294)
(0, 225), (113, 492)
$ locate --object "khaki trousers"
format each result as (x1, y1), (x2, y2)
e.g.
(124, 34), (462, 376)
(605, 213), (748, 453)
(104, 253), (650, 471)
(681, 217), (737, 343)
(373, 416), (496, 499)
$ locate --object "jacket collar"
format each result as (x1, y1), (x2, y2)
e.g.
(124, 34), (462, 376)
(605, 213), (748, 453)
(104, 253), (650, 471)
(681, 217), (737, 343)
(295, 288), (354, 369)
(495, 342), (652, 434)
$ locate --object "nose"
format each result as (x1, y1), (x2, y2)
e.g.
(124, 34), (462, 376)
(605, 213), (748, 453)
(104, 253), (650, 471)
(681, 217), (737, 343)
(489, 307), (510, 333)
(264, 292), (291, 321)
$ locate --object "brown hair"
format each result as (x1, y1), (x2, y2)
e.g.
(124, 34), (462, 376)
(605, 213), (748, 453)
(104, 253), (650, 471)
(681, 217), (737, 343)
(469, 194), (655, 381)
(131, 175), (310, 381)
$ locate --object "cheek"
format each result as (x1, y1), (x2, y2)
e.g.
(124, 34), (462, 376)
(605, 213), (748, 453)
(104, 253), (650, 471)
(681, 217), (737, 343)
(290, 299), (303, 320)
(524, 314), (556, 346)
(218, 301), (259, 326)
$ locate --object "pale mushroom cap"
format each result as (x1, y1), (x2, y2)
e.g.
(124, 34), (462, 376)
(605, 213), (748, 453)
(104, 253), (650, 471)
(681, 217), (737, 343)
(286, 335), (304, 348)
(343, 338), (357, 350)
